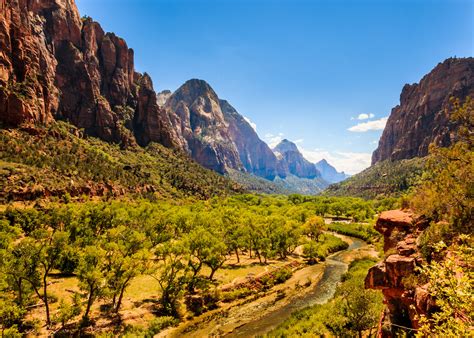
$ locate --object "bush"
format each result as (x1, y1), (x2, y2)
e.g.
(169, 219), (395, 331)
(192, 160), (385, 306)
(146, 316), (179, 337)
(221, 288), (253, 303)
(273, 268), (292, 284)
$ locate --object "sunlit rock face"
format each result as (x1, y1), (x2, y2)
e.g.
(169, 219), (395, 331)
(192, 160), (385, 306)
(372, 57), (474, 165)
(220, 99), (280, 180)
(0, 0), (180, 148)
(365, 210), (437, 337)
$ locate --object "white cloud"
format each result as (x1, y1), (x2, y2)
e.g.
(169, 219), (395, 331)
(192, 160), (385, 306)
(243, 116), (257, 132)
(299, 148), (372, 175)
(264, 133), (285, 148)
(356, 113), (375, 120)
(294, 139), (304, 144)
(348, 117), (388, 132)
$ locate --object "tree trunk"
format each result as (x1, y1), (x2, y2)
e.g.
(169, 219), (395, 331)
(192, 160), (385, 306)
(209, 268), (217, 280)
(43, 274), (51, 327)
(84, 286), (94, 320)
(235, 248), (240, 263)
(17, 278), (23, 306)
(115, 279), (130, 313)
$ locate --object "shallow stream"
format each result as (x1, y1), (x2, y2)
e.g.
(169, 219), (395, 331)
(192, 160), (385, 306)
(226, 234), (366, 337)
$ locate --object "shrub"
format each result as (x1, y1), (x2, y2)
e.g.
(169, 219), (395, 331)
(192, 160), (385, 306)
(146, 316), (179, 337)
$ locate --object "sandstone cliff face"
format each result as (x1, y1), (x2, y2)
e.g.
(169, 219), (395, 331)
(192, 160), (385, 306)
(372, 58), (474, 164)
(273, 139), (320, 179)
(165, 79), (243, 174)
(0, 0), (179, 147)
(365, 210), (436, 337)
(220, 99), (280, 180)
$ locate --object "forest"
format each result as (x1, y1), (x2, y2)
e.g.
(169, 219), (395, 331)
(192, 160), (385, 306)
(0, 194), (392, 336)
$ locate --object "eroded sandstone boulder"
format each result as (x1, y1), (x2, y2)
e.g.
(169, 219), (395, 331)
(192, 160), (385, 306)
(365, 210), (436, 337)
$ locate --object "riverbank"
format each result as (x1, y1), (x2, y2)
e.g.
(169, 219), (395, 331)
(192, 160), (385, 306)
(160, 233), (378, 337)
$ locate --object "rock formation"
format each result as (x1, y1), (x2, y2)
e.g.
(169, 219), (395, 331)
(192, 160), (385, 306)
(273, 139), (320, 179)
(315, 159), (348, 183)
(372, 57), (474, 164)
(365, 210), (436, 337)
(164, 79), (243, 174)
(220, 99), (280, 180)
(0, 0), (179, 147)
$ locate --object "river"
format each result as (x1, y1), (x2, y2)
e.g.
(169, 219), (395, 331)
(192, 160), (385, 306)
(226, 234), (366, 337)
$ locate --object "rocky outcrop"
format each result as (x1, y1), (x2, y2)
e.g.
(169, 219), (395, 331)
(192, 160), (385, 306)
(365, 210), (436, 337)
(220, 99), (280, 180)
(273, 139), (320, 179)
(315, 159), (348, 183)
(0, 0), (178, 148)
(165, 79), (243, 174)
(372, 58), (474, 164)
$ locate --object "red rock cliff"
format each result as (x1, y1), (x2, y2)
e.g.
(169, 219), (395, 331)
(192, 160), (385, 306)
(0, 0), (181, 148)
(372, 58), (474, 165)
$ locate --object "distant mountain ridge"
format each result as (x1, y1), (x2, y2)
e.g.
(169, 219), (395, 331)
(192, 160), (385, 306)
(273, 139), (320, 179)
(315, 159), (349, 183)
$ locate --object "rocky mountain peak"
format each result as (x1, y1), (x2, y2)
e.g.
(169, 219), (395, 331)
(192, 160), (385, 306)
(315, 159), (348, 184)
(273, 139), (320, 179)
(273, 139), (299, 155)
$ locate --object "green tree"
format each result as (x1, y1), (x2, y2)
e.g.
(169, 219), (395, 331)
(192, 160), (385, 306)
(103, 226), (149, 312)
(302, 216), (325, 242)
(77, 245), (107, 321)
(151, 241), (189, 316)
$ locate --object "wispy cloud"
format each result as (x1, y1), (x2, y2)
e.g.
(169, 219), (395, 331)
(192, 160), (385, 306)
(348, 117), (388, 132)
(357, 113), (375, 120)
(294, 139), (304, 144)
(264, 132), (285, 148)
(299, 148), (372, 175)
(243, 116), (257, 132)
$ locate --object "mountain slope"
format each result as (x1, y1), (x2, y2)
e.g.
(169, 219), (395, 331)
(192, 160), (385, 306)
(164, 79), (243, 174)
(372, 57), (474, 164)
(0, 122), (242, 202)
(273, 139), (320, 179)
(220, 99), (280, 180)
(324, 158), (425, 199)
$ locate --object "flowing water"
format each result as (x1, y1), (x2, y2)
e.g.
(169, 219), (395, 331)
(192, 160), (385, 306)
(226, 234), (366, 337)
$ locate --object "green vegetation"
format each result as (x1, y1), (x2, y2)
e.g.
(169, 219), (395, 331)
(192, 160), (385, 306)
(267, 258), (383, 337)
(0, 194), (389, 335)
(228, 170), (329, 196)
(0, 122), (241, 202)
(328, 222), (380, 243)
(407, 98), (474, 335)
(325, 157), (425, 199)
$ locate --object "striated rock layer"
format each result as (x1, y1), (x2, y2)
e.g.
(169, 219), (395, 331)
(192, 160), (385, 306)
(365, 210), (436, 337)
(0, 0), (180, 148)
(372, 57), (474, 164)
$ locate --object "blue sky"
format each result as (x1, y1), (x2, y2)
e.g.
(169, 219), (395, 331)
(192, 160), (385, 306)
(76, 0), (473, 174)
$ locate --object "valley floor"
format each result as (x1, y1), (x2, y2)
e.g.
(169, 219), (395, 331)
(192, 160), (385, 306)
(161, 233), (378, 337)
